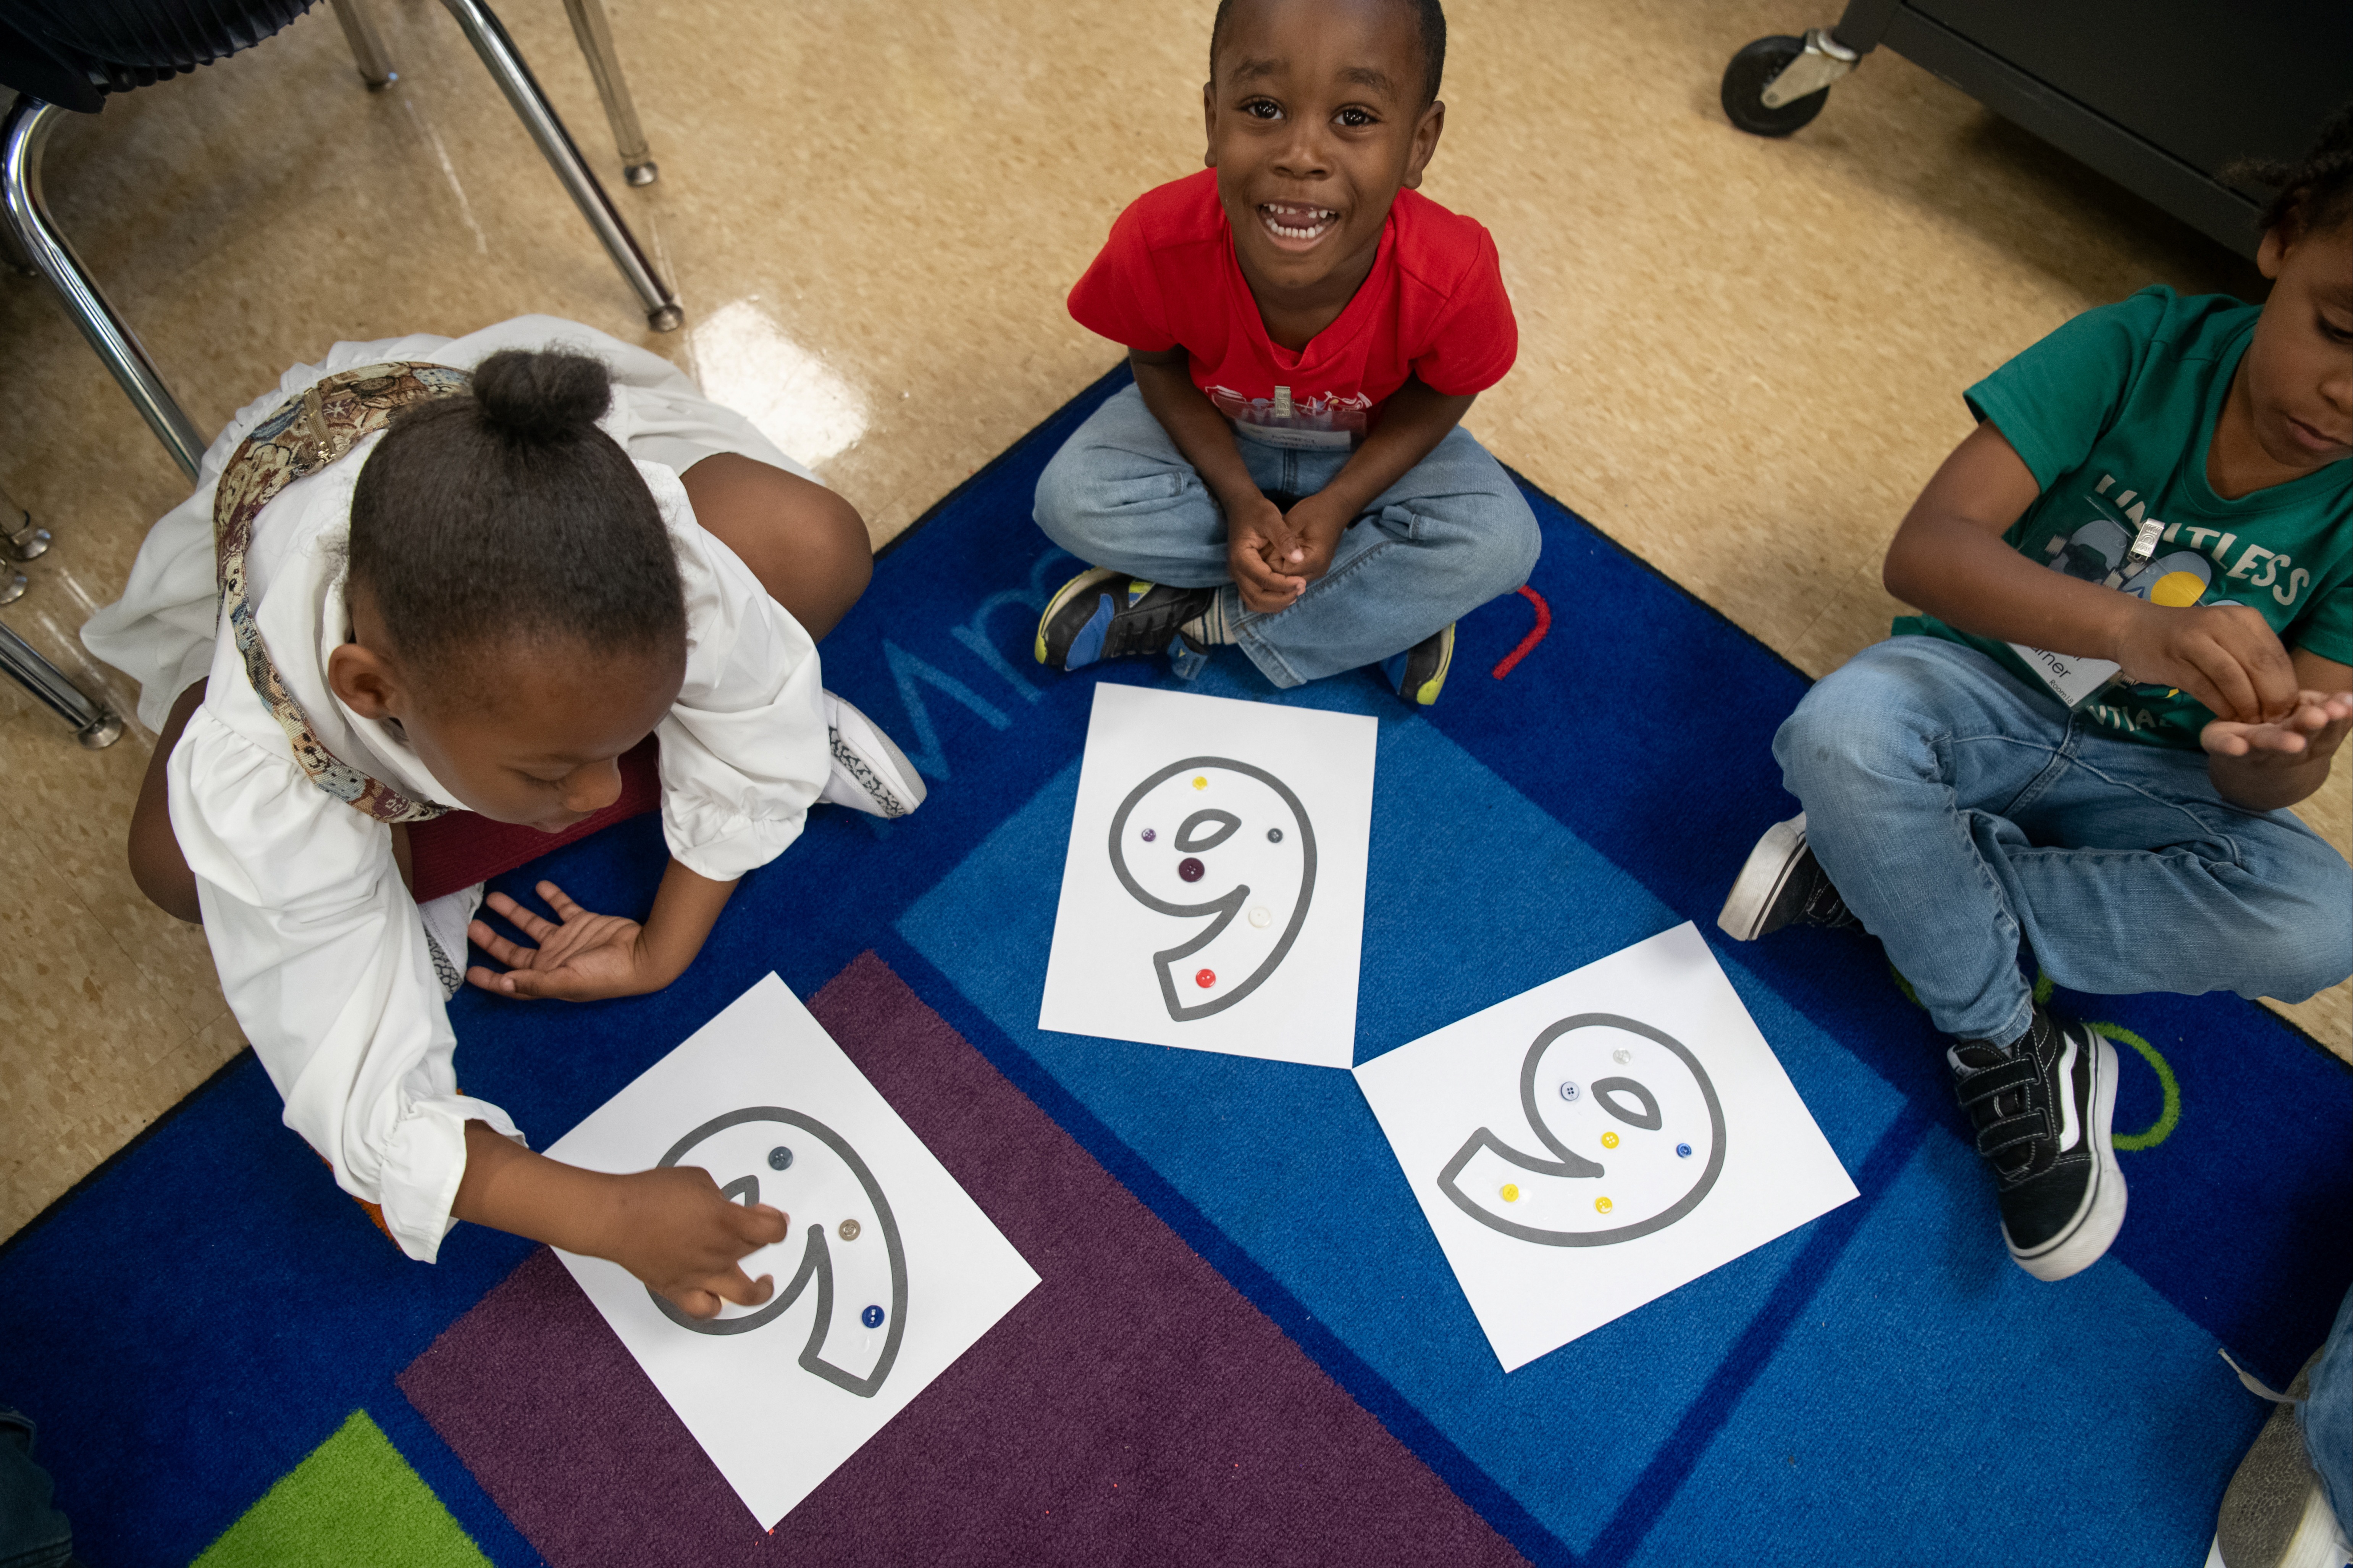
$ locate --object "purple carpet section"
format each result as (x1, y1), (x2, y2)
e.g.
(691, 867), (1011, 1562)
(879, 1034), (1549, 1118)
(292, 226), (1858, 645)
(397, 953), (1525, 1566)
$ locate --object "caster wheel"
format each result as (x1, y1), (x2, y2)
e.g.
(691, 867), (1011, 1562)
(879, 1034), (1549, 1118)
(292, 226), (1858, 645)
(1721, 35), (1828, 137)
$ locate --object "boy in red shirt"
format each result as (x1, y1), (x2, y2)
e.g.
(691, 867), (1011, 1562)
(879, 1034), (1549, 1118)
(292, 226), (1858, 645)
(1032, 0), (1537, 705)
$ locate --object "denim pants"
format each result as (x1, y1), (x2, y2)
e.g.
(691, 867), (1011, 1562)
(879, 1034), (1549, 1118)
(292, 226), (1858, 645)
(2308, 1284), (2353, 1528)
(1032, 384), (1541, 687)
(0, 1410), (71, 1568)
(1774, 636), (2353, 1043)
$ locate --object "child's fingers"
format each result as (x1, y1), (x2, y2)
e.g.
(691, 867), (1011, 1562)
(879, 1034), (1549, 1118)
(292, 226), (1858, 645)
(735, 1202), (791, 1249)
(481, 894), (560, 945)
(667, 1286), (723, 1320)
(709, 1264), (775, 1309)
(466, 921), (541, 970)
(536, 881), (590, 922)
(464, 963), (542, 998)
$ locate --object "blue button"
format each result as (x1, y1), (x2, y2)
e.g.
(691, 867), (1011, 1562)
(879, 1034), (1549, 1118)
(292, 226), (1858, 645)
(1558, 1081), (1580, 1102)
(767, 1146), (793, 1170)
(1267, 828), (1284, 843)
(861, 1304), (885, 1329)
(1676, 1143), (1692, 1158)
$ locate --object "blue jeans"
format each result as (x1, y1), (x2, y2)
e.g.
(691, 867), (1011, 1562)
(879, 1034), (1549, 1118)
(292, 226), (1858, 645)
(2308, 1284), (2353, 1528)
(1775, 636), (2353, 1042)
(1032, 384), (1541, 687)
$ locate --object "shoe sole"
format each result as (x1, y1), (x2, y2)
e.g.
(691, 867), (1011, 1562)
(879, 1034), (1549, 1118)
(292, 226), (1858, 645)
(825, 694), (927, 817)
(1717, 814), (1809, 941)
(1407, 626), (1453, 705)
(1034, 567), (1121, 669)
(2007, 1030), (2127, 1282)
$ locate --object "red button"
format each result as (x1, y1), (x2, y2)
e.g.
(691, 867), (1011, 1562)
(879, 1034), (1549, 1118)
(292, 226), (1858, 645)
(1195, 968), (1216, 988)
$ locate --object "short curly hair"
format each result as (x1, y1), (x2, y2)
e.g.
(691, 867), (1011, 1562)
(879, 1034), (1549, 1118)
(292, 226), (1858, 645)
(1209, 0), (1446, 108)
(2230, 100), (2353, 241)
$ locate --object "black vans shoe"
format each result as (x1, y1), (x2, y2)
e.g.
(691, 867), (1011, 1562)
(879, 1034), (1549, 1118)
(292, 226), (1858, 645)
(1717, 814), (1859, 941)
(1947, 1007), (2126, 1282)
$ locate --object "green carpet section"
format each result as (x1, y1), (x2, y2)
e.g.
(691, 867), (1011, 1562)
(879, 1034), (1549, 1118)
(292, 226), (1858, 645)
(191, 1410), (489, 1568)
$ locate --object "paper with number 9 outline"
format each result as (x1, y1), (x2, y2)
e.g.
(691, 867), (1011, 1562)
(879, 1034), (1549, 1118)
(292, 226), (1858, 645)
(1042, 684), (1376, 1069)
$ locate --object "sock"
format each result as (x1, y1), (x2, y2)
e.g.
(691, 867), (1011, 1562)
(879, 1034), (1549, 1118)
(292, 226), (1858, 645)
(1182, 589), (1239, 647)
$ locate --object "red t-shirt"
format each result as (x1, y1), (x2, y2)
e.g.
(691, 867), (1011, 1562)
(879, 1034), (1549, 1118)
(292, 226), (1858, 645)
(1067, 168), (1516, 449)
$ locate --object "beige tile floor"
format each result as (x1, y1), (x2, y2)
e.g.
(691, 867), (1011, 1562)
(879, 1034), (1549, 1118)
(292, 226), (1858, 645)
(2, 0), (2344, 1240)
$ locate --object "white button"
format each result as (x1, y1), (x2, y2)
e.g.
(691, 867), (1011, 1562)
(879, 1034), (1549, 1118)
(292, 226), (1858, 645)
(1248, 905), (1273, 928)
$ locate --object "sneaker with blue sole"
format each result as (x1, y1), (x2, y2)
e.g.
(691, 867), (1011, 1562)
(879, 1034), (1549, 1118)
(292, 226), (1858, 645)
(1035, 568), (1216, 673)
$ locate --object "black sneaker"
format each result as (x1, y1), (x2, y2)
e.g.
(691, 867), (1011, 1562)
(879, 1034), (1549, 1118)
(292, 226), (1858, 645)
(1034, 568), (1216, 672)
(1717, 813), (1858, 941)
(1381, 624), (1454, 707)
(1947, 1006), (2126, 1281)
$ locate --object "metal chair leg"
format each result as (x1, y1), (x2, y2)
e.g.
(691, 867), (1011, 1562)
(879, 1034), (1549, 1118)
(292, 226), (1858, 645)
(330, 0), (400, 89)
(0, 98), (206, 479)
(436, 0), (683, 331)
(0, 479), (49, 563)
(0, 617), (123, 748)
(560, 0), (656, 185)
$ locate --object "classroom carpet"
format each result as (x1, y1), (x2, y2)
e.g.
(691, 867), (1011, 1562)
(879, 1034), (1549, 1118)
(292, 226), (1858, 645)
(2, 367), (2347, 1567)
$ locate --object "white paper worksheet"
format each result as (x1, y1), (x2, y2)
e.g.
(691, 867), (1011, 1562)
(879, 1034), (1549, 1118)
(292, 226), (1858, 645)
(1038, 683), (1378, 1070)
(1354, 924), (1857, 1372)
(544, 974), (1040, 1528)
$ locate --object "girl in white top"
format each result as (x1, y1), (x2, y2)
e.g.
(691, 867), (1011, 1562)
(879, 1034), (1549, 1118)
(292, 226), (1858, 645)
(86, 318), (924, 1320)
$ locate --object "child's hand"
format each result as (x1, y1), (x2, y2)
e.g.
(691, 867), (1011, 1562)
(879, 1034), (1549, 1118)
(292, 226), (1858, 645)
(1273, 492), (1352, 582)
(2114, 602), (2300, 724)
(1226, 493), (1307, 613)
(600, 1165), (791, 1320)
(465, 880), (669, 1001)
(2201, 689), (2353, 763)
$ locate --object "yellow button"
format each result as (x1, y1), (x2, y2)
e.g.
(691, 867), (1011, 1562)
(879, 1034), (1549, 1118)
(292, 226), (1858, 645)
(1601, 1131), (1620, 1149)
(1191, 776), (1208, 790)
(1595, 1196), (1613, 1214)
(1500, 1183), (1520, 1203)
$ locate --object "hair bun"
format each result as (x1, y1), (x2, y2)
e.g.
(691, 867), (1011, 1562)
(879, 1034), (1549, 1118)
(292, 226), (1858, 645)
(469, 347), (614, 442)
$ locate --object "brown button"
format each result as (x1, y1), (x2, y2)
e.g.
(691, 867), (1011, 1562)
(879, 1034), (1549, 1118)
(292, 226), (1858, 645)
(838, 1218), (861, 1241)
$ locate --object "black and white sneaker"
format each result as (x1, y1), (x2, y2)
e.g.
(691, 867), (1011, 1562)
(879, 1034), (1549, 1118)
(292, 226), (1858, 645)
(1717, 813), (1859, 941)
(817, 692), (925, 818)
(1947, 1007), (2126, 1282)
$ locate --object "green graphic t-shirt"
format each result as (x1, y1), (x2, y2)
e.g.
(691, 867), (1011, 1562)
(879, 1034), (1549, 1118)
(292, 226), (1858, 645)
(1896, 287), (2353, 749)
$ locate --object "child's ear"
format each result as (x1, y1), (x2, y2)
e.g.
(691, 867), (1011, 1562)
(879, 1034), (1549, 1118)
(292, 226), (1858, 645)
(2256, 221), (2290, 280)
(1400, 100), (1445, 190)
(328, 641), (406, 722)
(1202, 80), (1219, 167)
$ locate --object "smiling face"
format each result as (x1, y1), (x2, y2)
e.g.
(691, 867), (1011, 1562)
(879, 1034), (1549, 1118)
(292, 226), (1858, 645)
(2242, 220), (2353, 474)
(1202, 0), (1444, 334)
(328, 586), (683, 831)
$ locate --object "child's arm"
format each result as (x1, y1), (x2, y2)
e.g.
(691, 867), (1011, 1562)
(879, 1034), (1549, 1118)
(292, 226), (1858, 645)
(1129, 348), (1303, 613)
(1267, 376), (1476, 581)
(465, 859), (733, 1001)
(1883, 422), (2303, 726)
(453, 1120), (788, 1317)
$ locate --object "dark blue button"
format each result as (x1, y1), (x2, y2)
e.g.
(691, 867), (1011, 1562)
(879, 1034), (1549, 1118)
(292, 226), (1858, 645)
(1676, 1143), (1692, 1158)
(861, 1304), (885, 1329)
(1267, 828), (1283, 843)
(767, 1146), (793, 1170)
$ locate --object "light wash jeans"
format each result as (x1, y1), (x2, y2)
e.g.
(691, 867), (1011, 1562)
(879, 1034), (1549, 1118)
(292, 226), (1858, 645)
(2308, 1284), (2353, 1529)
(1774, 636), (2353, 1043)
(1032, 384), (1541, 687)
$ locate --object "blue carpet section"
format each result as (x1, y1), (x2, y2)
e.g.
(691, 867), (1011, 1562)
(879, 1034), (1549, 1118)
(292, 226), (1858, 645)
(1, 366), (2345, 1565)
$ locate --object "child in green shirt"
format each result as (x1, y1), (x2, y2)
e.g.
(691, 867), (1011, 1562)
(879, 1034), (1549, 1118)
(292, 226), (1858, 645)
(1718, 111), (2353, 1286)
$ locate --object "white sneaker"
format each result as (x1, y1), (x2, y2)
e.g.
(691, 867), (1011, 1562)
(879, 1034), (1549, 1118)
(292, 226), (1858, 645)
(818, 692), (925, 818)
(2211, 1349), (2351, 1568)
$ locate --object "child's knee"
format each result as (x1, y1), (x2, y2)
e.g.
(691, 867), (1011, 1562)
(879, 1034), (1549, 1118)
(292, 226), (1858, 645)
(2251, 854), (2353, 999)
(129, 683), (205, 923)
(1773, 656), (1934, 800)
(1032, 438), (1188, 559)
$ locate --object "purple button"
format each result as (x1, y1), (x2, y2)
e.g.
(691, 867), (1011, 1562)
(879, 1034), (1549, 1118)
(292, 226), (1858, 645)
(1141, 828), (1156, 842)
(1178, 857), (1205, 882)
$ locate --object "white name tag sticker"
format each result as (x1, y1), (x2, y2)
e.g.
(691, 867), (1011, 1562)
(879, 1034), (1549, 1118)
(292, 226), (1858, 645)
(2007, 641), (2119, 709)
